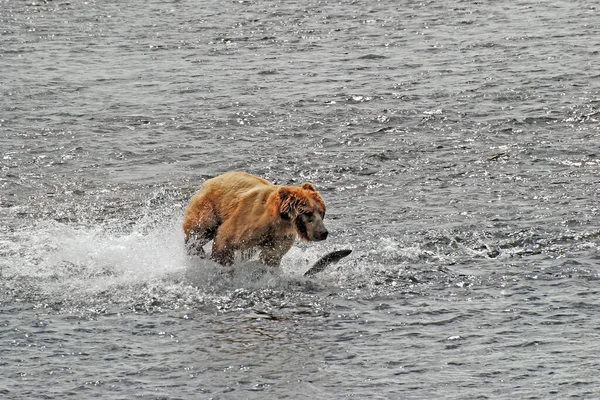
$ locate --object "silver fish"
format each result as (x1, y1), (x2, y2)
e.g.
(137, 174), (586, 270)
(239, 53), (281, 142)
(304, 249), (352, 276)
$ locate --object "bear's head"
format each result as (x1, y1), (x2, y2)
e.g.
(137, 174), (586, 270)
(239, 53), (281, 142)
(278, 183), (328, 241)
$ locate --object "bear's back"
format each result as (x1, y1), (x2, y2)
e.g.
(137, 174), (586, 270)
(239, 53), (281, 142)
(198, 171), (277, 220)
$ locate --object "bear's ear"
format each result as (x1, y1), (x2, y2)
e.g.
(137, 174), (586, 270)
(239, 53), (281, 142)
(301, 182), (316, 192)
(278, 187), (296, 220)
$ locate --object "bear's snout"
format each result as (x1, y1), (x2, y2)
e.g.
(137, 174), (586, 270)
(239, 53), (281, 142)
(315, 228), (328, 241)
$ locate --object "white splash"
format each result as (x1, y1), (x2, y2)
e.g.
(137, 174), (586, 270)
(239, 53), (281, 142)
(2, 215), (191, 293)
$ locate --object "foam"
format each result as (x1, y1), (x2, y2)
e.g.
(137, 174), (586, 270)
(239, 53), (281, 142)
(1, 214), (189, 294)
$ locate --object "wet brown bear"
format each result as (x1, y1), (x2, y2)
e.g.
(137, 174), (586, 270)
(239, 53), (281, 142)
(183, 171), (328, 266)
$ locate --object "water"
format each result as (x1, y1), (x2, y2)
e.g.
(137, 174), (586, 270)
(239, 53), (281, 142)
(1, 0), (599, 398)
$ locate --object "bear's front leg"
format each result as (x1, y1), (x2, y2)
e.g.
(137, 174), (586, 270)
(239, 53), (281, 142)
(259, 236), (295, 267)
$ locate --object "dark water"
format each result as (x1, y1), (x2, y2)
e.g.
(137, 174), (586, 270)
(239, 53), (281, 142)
(1, 0), (600, 398)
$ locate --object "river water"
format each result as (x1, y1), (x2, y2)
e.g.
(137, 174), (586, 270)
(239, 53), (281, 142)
(1, 1), (599, 398)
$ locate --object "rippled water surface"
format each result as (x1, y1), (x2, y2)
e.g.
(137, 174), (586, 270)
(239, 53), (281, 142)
(1, 1), (600, 398)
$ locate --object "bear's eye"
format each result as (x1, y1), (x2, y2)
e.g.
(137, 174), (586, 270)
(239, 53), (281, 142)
(304, 211), (314, 221)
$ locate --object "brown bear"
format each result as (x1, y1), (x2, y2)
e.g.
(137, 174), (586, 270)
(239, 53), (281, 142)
(183, 171), (328, 266)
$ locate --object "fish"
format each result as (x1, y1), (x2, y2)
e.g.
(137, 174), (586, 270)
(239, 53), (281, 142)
(304, 249), (352, 276)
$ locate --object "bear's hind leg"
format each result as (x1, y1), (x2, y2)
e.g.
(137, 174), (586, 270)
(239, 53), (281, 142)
(211, 236), (235, 266)
(184, 202), (219, 257)
(185, 226), (217, 257)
